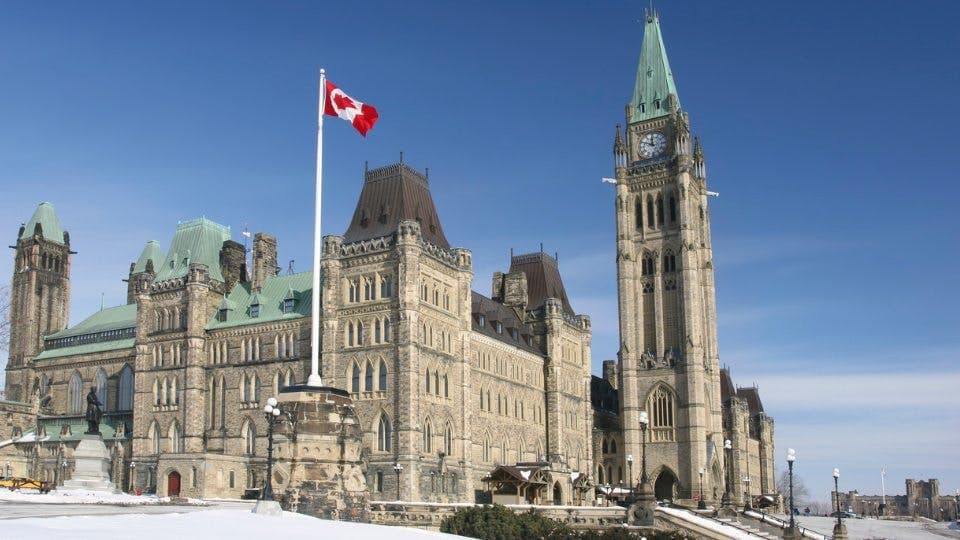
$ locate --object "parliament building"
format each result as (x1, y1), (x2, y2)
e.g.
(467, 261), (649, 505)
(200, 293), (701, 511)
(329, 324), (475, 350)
(1, 12), (775, 509)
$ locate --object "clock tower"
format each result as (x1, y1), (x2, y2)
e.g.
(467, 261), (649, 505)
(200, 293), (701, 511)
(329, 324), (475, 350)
(612, 11), (724, 503)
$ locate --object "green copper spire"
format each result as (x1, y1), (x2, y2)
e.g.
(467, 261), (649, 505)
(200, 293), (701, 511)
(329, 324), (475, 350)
(20, 202), (66, 244)
(630, 11), (681, 123)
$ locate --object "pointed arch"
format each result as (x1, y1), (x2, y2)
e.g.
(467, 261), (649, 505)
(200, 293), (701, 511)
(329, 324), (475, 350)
(351, 361), (361, 393)
(646, 384), (677, 442)
(68, 371), (83, 414)
(118, 364), (134, 411)
(149, 421), (161, 455)
(376, 412), (392, 452)
(634, 196), (643, 230)
(94, 368), (108, 410)
(168, 420), (183, 453)
(422, 417), (434, 453)
(443, 422), (454, 456)
(378, 358), (388, 391)
(646, 195), (655, 228)
(364, 361), (374, 391)
(241, 418), (256, 455)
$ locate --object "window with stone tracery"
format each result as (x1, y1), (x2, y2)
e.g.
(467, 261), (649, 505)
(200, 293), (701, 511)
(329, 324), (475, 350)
(647, 386), (676, 442)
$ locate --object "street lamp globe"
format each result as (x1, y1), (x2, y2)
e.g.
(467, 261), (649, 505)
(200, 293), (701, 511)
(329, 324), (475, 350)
(267, 397), (278, 408)
(724, 439), (732, 450)
(639, 411), (648, 426)
(833, 468), (840, 479)
(264, 404), (274, 414)
(787, 448), (796, 463)
(626, 454), (633, 463)
(272, 408), (280, 417)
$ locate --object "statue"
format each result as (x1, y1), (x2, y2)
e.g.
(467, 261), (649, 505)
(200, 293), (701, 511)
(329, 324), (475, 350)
(85, 387), (103, 435)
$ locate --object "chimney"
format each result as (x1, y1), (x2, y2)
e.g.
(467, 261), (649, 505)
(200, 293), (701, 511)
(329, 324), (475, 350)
(251, 233), (278, 291)
(219, 240), (246, 293)
(501, 271), (528, 312)
(602, 360), (619, 390)
(491, 272), (505, 303)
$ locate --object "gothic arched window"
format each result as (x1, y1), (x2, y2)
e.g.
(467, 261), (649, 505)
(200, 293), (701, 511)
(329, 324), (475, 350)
(377, 414), (392, 452)
(117, 365), (133, 411)
(669, 195), (677, 223)
(647, 386), (676, 442)
(68, 372), (83, 414)
(443, 423), (454, 456)
(423, 418), (433, 453)
(646, 195), (655, 228)
(168, 421), (183, 453)
(365, 362), (374, 391)
(351, 363), (361, 393)
(378, 359), (388, 391)
(242, 420), (256, 455)
(656, 195), (664, 226)
(635, 197), (643, 230)
(150, 421), (161, 455)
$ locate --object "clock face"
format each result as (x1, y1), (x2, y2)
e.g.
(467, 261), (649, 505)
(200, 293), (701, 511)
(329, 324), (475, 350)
(638, 132), (667, 159)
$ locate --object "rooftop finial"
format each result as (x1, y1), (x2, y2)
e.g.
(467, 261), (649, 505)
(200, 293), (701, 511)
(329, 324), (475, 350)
(399, 151), (404, 164)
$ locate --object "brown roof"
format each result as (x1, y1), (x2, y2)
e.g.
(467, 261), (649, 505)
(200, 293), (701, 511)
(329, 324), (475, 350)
(509, 251), (574, 315)
(342, 163), (450, 248)
(736, 387), (764, 415)
(471, 292), (542, 354)
(720, 368), (736, 404)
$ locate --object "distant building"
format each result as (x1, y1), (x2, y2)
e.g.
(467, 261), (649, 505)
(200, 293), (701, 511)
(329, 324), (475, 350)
(834, 479), (959, 521)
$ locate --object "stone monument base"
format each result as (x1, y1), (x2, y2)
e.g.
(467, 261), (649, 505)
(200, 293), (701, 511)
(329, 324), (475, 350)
(252, 499), (284, 515)
(60, 434), (121, 493)
(275, 385), (369, 522)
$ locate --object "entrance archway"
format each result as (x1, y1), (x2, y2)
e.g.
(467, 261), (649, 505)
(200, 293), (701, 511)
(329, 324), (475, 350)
(654, 469), (677, 501)
(167, 471), (181, 497)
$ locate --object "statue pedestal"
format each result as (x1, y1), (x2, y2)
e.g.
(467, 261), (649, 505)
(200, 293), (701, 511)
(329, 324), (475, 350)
(60, 434), (121, 493)
(628, 481), (656, 527)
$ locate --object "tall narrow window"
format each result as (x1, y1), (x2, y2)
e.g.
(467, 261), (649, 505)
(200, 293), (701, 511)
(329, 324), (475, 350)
(669, 195), (677, 223)
(647, 386), (676, 442)
(635, 197), (643, 230)
(444, 424), (453, 456)
(425, 370), (431, 393)
(95, 368), (108, 411)
(352, 363), (361, 393)
(356, 321), (364, 345)
(646, 195), (655, 228)
(423, 419), (433, 453)
(656, 195), (664, 225)
(374, 318), (381, 343)
(364, 362), (374, 391)
(68, 372), (83, 414)
(384, 318), (392, 342)
(378, 360), (388, 391)
(377, 415), (392, 452)
(243, 421), (256, 455)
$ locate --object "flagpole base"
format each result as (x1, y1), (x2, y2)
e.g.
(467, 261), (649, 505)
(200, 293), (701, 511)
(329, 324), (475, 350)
(306, 374), (324, 387)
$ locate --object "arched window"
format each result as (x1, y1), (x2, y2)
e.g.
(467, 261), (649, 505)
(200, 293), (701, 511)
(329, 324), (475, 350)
(251, 374), (260, 403)
(68, 372), (83, 414)
(95, 368), (108, 410)
(168, 421), (183, 453)
(483, 436), (491, 462)
(242, 420), (256, 455)
(602, 438), (609, 454)
(347, 322), (354, 347)
(647, 386), (676, 442)
(284, 369), (293, 389)
(611, 439), (618, 454)
(364, 362), (374, 391)
(669, 195), (677, 222)
(39, 373), (50, 396)
(374, 318), (381, 343)
(425, 370), (431, 393)
(434, 371), (440, 396)
(118, 365), (134, 411)
(377, 414), (392, 452)
(171, 377), (179, 405)
(351, 363), (361, 393)
(356, 321), (364, 345)
(384, 318), (392, 342)
(378, 359), (388, 391)
(149, 422), (161, 455)
(443, 423), (453, 456)
(635, 197), (643, 230)
(656, 195), (664, 226)
(423, 418), (433, 453)
(443, 374), (449, 398)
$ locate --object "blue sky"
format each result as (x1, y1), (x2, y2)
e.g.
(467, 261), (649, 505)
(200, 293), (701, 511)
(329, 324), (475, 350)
(1, 1), (958, 502)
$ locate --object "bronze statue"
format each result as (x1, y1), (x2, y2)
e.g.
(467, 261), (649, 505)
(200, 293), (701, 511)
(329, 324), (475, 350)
(85, 387), (103, 435)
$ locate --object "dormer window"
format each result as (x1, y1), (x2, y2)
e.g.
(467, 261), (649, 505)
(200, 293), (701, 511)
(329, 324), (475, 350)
(283, 299), (295, 313)
(654, 99), (661, 109)
(217, 309), (228, 322)
(478, 314), (486, 327)
(249, 304), (260, 318)
(509, 328), (518, 340)
(495, 321), (503, 335)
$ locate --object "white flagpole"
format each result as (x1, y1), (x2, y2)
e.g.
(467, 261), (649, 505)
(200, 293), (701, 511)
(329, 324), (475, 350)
(306, 68), (326, 387)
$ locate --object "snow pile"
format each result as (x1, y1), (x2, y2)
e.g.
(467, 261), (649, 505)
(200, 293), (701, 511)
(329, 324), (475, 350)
(3, 508), (468, 540)
(773, 515), (949, 540)
(658, 506), (761, 540)
(0, 488), (206, 506)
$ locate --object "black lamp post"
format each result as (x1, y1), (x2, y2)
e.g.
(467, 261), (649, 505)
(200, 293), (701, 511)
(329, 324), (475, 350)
(393, 462), (403, 501)
(833, 468), (848, 539)
(784, 448), (797, 538)
(698, 467), (707, 509)
(640, 411), (649, 486)
(129, 461), (135, 493)
(262, 397), (287, 501)
(743, 475), (752, 511)
(626, 454), (634, 500)
(721, 439), (733, 508)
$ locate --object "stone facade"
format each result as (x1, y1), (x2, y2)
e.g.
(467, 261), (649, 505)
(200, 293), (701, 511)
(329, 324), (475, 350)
(834, 479), (959, 521)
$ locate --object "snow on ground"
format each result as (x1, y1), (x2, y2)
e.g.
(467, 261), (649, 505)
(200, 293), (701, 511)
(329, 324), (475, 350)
(3, 508), (468, 540)
(772, 514), (956, 540)
(0, 488), (206, 505)
(657, 506), (759, 539)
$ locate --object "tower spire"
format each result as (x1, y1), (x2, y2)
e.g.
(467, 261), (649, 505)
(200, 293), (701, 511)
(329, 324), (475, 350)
(630, 11), (680, 123)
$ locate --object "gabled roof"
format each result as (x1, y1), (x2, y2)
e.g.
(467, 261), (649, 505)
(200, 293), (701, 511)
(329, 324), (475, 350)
(205, 271), (315, 330)
(720, 368), (736, 403)
(736, 387), (764, 415)
(132, 240), (164, 274)
(509, 251), (574, 316)
(630, 11), (681, 122)
(154, 218), (232, 283)
(343, 163), (450, 248)
(44, 304), (136, 340)
(20, 202), (66, 244)
(471, 291), (541, 354)
(591, 375), (619, 414)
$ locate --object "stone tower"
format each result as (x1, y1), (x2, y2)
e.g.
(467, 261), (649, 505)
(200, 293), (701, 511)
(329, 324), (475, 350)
(613, 12), (724, 502)
(6, 202), (72, 402)
(126, 240), (163, 304)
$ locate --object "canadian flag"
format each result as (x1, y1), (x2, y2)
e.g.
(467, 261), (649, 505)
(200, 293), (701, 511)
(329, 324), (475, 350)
(324, 80), (379, 137)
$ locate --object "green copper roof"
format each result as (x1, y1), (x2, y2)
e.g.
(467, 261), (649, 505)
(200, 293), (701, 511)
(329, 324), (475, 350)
(132, 240), (164, 274)
(44, 304), (137, 340)
(153, 218), (232, 283)
(206, 271), (315, 330)
(630, 12), (681, 122)
(20, 202), (66, 244)
(34, 338), (135, 360)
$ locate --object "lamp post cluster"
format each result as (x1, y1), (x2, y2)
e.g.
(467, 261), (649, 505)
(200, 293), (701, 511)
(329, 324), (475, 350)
(633, 410), (655, 526)
(393, 462), (403, 501)
(698, 467), (706, 510)
(261, 397), (290, 502)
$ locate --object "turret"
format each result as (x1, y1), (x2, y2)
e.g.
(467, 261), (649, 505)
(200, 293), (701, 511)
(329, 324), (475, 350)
(126, 240), (163, 304)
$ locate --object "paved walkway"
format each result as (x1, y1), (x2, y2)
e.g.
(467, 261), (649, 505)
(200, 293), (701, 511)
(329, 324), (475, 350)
(0, 499), (253, 520)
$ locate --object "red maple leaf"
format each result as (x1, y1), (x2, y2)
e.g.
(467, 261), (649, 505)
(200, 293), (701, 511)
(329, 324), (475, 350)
(333, 93), (356, 111)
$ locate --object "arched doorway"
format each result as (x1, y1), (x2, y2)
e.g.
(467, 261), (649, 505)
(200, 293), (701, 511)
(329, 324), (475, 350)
(654, 469), (677, 501)
(552, 482), (562, 505)
(167, 471), (181, 497)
